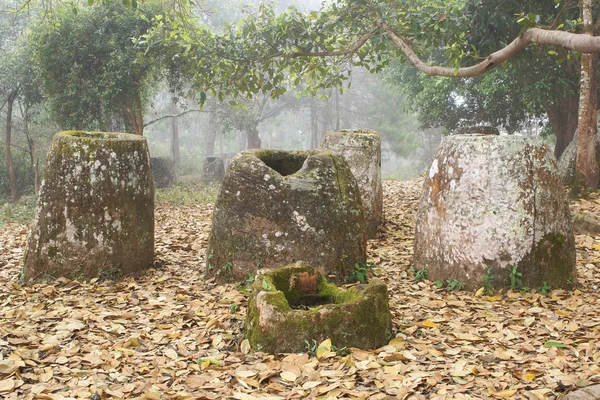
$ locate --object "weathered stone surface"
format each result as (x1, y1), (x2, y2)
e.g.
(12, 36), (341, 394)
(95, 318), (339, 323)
(414, 132), (576, 290)
(558, 130), (600, 185)
(206, 149), (366, 282)
(245, 262), (392, 353)
(453, 125), (500, 136)
(23, 131), (154, 281)
(563, 385), (600, 400)
(150, 156), (175, 188)
(201, 156), (225, 181)
(573, 211), (600, 235)
(322, 130), (383, 238)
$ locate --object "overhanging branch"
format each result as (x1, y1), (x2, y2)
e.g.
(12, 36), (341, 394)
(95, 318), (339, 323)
(143, 109), (207, 127)
(377, 15), (600, 78)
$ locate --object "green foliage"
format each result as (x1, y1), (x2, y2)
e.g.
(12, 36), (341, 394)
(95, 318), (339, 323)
(446, 279), (464, 291)
(0, 195), (36, 225)
(482, 268), (495, 295)
(351, 262), (374, 284)
(539, 281), (552, 296)
(508, 266), (523, 291)
(154, 180), (219, 205)
(433, 280), (444, 289)
(303, 339), (318, 356)
(30, 1), (169, 133)
(413, 267), (428, 282)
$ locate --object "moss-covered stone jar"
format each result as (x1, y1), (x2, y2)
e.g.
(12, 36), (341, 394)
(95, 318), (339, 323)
(322, 130), (383, 238)
(245, 263), (392, 353)
(206, 149), (366, 282)
(23, 131), (154, 281)
(414, 128), (576, 290)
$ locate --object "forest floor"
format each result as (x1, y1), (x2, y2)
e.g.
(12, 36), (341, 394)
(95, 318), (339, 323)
(0, 180), (599, 400)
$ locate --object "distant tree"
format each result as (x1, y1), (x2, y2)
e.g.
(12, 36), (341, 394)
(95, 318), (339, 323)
(30, 2), (168, 135)
(0, 1), (41, 200)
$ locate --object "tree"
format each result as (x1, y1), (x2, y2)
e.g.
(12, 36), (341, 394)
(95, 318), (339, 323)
(30, 2), (168, 135)
(142, 0), (600, 188)
(1, 0), (41, 200)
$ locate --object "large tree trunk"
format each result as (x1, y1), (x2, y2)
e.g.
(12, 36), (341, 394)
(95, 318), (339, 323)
(170, 102), (181, 164)
(575, 0), (598, 189)
(247, 125), (261, 149)
(121, 93), (144, 136)
(545, 93), (579, 159)
(310, 97), (319, 149)
(5, 90), (19, 201)
(205, 111), (217, 157)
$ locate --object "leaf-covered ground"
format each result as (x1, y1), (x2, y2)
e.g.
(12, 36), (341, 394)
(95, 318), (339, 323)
(1, 180), (599, 399)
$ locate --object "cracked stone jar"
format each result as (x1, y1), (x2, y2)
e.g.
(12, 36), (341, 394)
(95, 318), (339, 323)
(23, 131), (154, 281)
(206, 149), (366, 283)
(414, 128), (576, 290)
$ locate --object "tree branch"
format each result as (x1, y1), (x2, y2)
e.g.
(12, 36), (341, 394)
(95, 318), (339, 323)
(377, 16), (600, 78)
(143, 109), (207, 127)
(285, 30), (378, 58)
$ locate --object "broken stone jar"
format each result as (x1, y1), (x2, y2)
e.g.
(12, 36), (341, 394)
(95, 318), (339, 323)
(245, 263), (392, 353)
(322, 130), (383, 238)
(414, 128), (576, 290)
(23, 131), (154, 281)
(206, 149), (366, 282)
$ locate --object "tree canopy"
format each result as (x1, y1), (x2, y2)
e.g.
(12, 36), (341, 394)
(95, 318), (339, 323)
(31, 1), (169, 135)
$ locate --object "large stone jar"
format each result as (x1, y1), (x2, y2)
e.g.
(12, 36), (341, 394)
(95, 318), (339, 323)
(322, 130), (383, 238)
(23, 131), (154, 281)
(414, 129), (576, 290)
(206, 149), (366, 282)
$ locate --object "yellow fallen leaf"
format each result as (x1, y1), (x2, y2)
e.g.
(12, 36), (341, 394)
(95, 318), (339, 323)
(316, 338), (332, 360)
(422, 319), (440, 328)
(388, 337), (405, 351)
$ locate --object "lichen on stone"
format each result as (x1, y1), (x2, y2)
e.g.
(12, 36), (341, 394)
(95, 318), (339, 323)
(414, 134), (576, 290)
(206, 149), (366, 283)
(22, 131), (154, 281)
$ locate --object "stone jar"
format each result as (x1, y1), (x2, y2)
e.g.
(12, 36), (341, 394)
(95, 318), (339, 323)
(322, 130), (383, 238)
(206, 149), (366, 282)
(201, 156), (225, 181)
(23, 131), (154, 281)
(151, 156), (175, 188)
(245, 262), (392, 353)
(414, 130), (576, 290)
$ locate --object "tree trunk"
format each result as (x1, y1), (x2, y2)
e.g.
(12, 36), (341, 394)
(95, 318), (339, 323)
(5, 90), (19, 201)
(545, 93), (579, 159)
(575, 0), (598, 189)
(22, 103), (39, 194)
(205, 111), (217, 157)
(247, 125), (261, 149)
(120, 93), (144, 136)
(170, 102), (181, 164)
